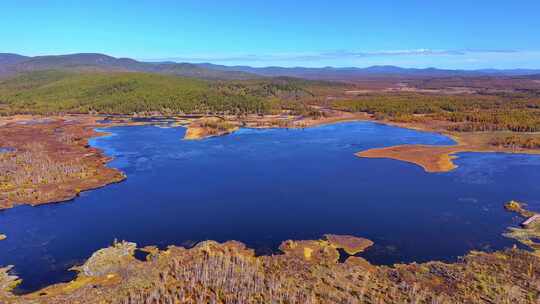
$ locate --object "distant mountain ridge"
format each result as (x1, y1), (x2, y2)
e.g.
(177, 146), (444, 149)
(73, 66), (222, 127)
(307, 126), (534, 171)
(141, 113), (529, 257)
(196, 63), (540, 80)
(0, 53), (28, 65)
(0, 53), (31, 76)
(0, 53), (257, 80)
(1, 52), (539, 81)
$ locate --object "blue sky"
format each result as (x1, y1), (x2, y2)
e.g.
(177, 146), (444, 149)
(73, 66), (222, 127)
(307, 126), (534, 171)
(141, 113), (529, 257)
(1, 1), (539, 69)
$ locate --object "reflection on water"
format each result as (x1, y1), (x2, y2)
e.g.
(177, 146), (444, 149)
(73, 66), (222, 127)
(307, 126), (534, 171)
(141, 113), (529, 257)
(1, 122), (540, 292)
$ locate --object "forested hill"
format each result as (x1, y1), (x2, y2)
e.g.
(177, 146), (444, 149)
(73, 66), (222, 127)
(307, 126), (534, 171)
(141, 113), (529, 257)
(0, 53), (258, 80)
(0, 70), (315, 115)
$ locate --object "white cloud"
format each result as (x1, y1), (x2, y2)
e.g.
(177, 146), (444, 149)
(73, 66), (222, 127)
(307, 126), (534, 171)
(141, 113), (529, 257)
(142, 49), (540, 69)
(150, 49), (518, 63)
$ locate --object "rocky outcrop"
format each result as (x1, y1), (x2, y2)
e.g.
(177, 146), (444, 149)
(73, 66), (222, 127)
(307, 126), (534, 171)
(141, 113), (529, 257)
(75, 241), (136, 277)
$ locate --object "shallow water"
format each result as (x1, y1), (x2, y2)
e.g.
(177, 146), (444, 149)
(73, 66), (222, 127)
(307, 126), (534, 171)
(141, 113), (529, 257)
(1, 121), (540, 292)
(0, 147), (15, 153)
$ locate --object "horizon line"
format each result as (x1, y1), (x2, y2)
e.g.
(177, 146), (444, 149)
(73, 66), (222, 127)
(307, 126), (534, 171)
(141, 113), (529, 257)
(2, 50), (540, 71)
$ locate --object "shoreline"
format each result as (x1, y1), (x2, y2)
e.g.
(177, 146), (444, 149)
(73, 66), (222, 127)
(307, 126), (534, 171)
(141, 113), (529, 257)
(1, 198), (536, 299)
(2, 115), (539, 302)
(2, 113), (540, 210)
(0, 116), (127, 210)
(177, 112), (540, 173)
(1, 224), (537, 303)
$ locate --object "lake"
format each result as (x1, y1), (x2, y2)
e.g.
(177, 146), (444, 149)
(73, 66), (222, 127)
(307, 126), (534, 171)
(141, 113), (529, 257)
(0, 147), (15, 153)
(1, 121), (540, 292)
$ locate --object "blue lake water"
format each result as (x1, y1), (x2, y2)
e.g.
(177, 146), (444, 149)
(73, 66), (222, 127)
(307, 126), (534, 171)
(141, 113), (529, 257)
(1, 121), (540, 292)
(0, 147), (15, 153)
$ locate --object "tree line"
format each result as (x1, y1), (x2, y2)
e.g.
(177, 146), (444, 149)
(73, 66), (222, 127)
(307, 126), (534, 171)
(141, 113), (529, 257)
(332, 93), (540, 132)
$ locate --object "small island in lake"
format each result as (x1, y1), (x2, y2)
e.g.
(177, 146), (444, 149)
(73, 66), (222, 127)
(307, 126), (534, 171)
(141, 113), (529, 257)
(184, 117), (240, 140)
